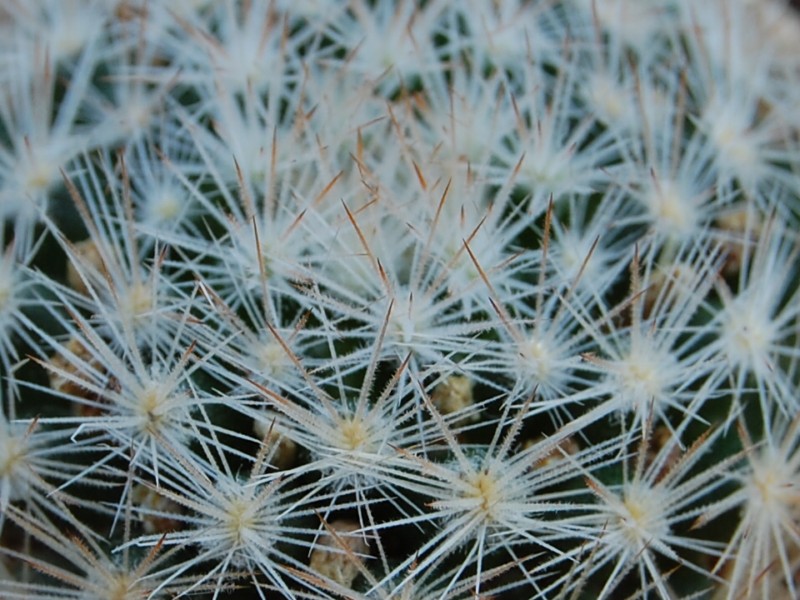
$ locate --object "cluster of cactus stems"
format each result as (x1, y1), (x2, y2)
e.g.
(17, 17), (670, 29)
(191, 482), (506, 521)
(1, 1), (800, 598)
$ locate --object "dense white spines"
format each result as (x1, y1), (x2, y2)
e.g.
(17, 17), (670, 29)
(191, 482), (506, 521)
(1, 1), (798, 599)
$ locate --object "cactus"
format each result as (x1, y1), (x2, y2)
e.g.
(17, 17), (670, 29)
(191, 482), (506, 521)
(1, 1), (799, 598)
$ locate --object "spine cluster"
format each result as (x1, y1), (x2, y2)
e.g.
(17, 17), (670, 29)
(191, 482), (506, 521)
(1, 1), (799, 599)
